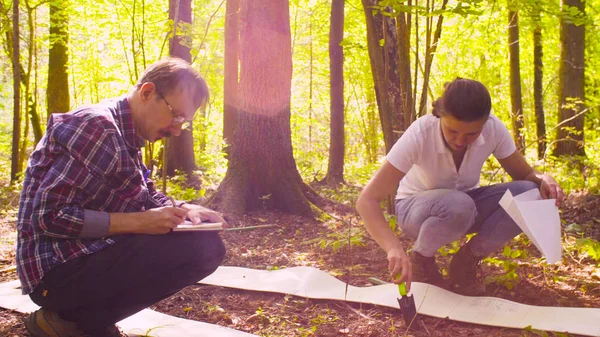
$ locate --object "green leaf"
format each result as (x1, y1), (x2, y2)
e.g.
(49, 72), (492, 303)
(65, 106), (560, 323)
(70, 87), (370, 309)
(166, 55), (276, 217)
(503, 245), (512, 257)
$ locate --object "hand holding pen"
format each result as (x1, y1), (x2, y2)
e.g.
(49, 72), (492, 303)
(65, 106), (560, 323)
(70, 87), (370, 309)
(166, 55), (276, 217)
(169, 196), (188, 224)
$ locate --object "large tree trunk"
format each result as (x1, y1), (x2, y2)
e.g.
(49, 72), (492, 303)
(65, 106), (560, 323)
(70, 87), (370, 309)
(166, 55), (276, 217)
(533, 9), (546, 160)
(47, 0), (70, 116)
(210, 0), (321, 218)
(324, 0), (345, 185)
(223, 0), (240, 145)
(10, 0), (20, 184)
(554, 0), (585, 157)
(167, 0), (196, 176)
(508, 10), (525, 152)
(362, 0), (404, 153)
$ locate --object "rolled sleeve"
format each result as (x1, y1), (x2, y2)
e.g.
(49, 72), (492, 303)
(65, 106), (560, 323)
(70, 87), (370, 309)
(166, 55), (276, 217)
(81, 209), (110, 238)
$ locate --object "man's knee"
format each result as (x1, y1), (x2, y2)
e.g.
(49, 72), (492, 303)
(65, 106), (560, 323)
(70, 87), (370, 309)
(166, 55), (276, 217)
(180, 232), (226, 274)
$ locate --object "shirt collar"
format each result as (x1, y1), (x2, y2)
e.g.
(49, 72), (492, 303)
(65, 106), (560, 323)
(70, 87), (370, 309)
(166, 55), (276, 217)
(114, 96), (146, 151)
(434, 117), (486, 154)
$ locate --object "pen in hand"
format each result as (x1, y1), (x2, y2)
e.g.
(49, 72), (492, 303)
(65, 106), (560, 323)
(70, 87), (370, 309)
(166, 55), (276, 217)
(169, 196), (178, 208)
(169, 196), (187, 225)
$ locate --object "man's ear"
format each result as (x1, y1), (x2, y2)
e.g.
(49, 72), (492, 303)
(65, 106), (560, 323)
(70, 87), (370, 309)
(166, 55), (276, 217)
(139, 82), (156, 101)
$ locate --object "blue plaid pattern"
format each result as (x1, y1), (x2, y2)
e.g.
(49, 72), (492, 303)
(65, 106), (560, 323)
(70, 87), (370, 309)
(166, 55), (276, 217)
(16, 96), (170, 294)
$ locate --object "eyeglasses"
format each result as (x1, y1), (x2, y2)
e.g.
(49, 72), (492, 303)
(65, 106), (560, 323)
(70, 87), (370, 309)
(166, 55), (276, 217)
(159, 95), (192, 130)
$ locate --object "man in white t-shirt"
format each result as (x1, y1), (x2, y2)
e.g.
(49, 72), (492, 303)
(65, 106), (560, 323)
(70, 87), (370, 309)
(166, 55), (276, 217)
(357, 78), (563, 295)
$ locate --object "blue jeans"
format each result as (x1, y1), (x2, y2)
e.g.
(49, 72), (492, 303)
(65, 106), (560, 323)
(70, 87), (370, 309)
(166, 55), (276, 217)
(395, 181), (539, 257)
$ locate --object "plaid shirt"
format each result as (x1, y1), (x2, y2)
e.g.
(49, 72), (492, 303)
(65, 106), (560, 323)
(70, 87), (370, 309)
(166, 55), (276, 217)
(16, 96), (170, 294)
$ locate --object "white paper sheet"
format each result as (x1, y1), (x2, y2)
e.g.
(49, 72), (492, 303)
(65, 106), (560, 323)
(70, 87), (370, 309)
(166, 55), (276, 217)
(200, 266), (600, 336)
(2, 266), (599, 336)
(499, 188), (562, 263)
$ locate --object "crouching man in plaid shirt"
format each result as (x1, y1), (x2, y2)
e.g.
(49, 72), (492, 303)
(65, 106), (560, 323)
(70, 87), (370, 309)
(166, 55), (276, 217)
(17, 58), (227, 337)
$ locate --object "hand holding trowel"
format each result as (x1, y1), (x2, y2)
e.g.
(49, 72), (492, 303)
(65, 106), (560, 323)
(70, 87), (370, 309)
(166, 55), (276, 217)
(396, 278), (417, 326)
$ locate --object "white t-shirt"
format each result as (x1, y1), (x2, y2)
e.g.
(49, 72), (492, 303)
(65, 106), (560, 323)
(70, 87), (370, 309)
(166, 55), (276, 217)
(386, 114), (516, 199)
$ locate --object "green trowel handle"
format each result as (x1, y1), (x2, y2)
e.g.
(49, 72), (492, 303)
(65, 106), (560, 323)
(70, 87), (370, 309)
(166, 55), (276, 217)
(398, 282), (407, 296)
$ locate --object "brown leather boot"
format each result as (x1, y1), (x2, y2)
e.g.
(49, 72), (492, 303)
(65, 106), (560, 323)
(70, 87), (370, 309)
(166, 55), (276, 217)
(24, 308), (87, 337)
(409, 251), (447, 287)
(449, 244), (486, 296)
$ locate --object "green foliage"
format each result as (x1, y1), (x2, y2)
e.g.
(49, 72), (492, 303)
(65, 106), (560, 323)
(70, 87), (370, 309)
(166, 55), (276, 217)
(437, 240), (461, 257)
(165, 173), (206, 202)
(522, 325), (571, 337)
(318, 227), (366, 252)
(575, 238), (600, 263)
(484, 245), (528, 290)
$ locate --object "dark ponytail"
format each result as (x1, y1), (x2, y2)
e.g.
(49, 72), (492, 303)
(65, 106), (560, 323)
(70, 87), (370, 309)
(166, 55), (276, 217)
(431, 78), (491, 122)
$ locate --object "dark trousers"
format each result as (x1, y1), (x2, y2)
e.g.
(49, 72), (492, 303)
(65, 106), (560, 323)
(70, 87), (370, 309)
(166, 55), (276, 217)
(29, 231), (226, 334)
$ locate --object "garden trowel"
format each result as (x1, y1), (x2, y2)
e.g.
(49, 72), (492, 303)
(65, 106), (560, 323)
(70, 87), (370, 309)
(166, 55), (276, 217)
(396, 281), (417, 326)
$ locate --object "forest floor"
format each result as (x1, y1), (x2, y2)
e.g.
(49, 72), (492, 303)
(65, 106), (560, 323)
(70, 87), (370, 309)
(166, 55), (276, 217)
(0, 183), (599, 337)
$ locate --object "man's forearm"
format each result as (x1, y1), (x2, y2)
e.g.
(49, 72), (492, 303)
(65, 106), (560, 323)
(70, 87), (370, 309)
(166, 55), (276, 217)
(108, 212), (145, 235)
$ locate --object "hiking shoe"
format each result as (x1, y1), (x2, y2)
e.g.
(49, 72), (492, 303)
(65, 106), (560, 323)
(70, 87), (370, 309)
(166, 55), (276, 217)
(449, 244), (486, 296)
(24, 308), (87, 337)
(409, 251), (446, 287)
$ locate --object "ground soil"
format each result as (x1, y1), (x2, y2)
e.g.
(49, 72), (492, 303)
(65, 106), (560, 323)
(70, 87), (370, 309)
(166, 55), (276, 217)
(0, 185), (598, 337)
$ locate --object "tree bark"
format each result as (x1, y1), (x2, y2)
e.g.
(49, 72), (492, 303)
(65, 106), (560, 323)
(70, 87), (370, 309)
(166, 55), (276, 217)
(532, 9), (546, 160)
(417, 0), (448, 118)
(47, 0), (70, 116)
(167, 0), (196, 176)
(210, 0), (321, 218)
(223, 0), (240, 145)
(396, 9), (413, 128)
(554, 0), (585, 157)
(508, 10), (525, 152)
(362, 0), (404, 153)
(10, 0), (20, 184)
(324, 0), (345, 185)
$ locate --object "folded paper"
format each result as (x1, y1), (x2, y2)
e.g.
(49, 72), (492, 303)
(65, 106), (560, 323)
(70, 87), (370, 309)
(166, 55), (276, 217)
(499, 188), (562, 263)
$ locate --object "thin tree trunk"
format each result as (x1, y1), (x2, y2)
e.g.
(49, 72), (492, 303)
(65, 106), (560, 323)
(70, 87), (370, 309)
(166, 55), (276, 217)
(325, 0), (345, 185)
(223, 0), (240, 145)
(533, 9), (546, 160)
(508, 10), (525, 152)
(167, 0), (196, 176)
(418, 0), (448, 117)
(396, 8), (414, 128)
(11, 0), (20, 184)
(554, 0), (585, 157)
(210, 0), (321, 218)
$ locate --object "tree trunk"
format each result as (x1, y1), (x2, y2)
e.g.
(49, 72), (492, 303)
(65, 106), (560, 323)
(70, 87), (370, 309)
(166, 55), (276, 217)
(324, 0), (345, 185)
(554, 0), (585, 157)
(418, 0), (448, 118)
(167, 0), (196, 176)
(533, 9), (546, 160)
(363, 83), (378, 164)
(210, 0), (321, 218)
(47, 0), (70, 116)
(362, 0), (404, 153)
(396, 10), (413, 128)
(508, 10), (525, 152)
(223, 0), (240, 146)
(10, 0), (20, 184)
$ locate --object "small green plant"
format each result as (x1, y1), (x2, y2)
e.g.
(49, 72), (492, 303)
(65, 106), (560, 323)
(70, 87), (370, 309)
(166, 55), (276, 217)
(484, 245), (527, 290)
(522, 325), (570, 337)
(437, 240), (461, 257)
(575, 238), (600, 263)
(318, 228), (365, 252)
